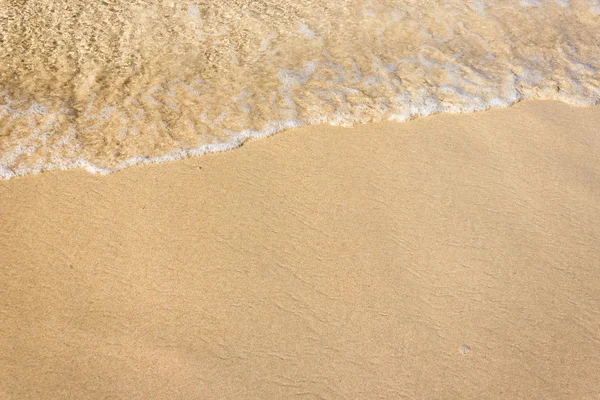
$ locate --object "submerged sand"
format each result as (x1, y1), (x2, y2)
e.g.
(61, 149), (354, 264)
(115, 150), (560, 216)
(2, 0), (600, 178)
(1, 101), (600, 399)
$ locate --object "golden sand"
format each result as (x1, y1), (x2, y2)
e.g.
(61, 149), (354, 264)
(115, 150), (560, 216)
(1, 101), (599, 399)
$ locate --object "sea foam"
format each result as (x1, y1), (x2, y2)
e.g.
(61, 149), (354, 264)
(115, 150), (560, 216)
(1, 0), (599, 179)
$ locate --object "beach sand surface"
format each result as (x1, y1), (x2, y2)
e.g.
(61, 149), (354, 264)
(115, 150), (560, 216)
(1, 101), (599, 399)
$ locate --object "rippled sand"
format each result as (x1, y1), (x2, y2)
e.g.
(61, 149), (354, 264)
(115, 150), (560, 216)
(1, 0), (600, 178)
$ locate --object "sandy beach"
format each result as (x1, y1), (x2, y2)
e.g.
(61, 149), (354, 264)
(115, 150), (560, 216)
(1, 100), (599, 399)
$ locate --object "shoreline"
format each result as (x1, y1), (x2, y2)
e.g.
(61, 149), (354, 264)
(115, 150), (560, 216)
(2, 98), (599, 181)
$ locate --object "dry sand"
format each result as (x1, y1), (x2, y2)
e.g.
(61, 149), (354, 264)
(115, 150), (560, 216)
(1, 100), (599, 399)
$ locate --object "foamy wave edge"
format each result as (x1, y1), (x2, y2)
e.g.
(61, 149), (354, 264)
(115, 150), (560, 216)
(1, 92), (598, 180)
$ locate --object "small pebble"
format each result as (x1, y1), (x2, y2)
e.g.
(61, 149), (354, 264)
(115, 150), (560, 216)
(460, 344), (471, 355)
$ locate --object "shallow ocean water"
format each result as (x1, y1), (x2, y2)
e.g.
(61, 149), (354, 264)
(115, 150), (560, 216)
(1, 0), (599, 179)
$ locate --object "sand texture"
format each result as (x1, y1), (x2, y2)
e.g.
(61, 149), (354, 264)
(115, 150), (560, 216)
(1, 101), (600, 399)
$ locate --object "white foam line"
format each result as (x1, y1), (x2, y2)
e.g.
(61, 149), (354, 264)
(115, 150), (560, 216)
(0, 92), (598, 181)
(0, 119), (305, 180)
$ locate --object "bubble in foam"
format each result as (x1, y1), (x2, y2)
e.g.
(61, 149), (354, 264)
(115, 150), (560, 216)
(297, 22), (317, 39)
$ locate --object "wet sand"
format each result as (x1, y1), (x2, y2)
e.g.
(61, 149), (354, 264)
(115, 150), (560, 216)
(1, 101), (599, 399)
(3, 0), (600, 178)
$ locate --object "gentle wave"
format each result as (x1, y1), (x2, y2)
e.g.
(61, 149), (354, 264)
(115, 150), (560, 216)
(1, 0), (599, 179)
